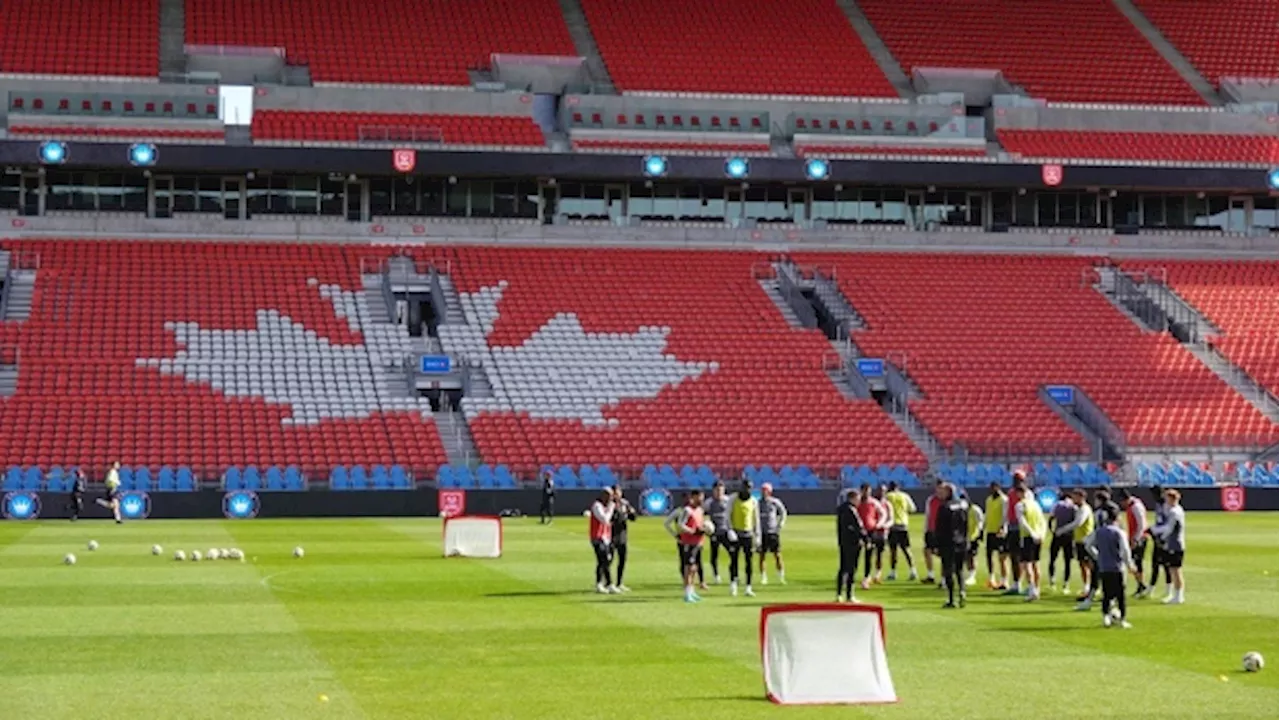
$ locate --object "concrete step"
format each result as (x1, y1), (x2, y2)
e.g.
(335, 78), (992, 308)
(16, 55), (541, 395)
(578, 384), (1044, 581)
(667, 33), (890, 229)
(0, 367), (17, 398)
(434, 410), (479, 466)
(757, 279), (804, 328)
(158, 0), (188, 76)
(1184, 343), (1279, 423)
(1, 272), (35, 321)
(887, 406), (946, 463)
(836, 0), (913, 98)
(1111, 0), (1219, 104)
(556, 0), (616, 93)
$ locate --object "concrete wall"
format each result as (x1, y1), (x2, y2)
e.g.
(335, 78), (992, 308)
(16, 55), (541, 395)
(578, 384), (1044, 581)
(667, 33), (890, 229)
(3, 214), (1274, 258)
(254, 86), (538, 116)
(994, 106), (1277, 135)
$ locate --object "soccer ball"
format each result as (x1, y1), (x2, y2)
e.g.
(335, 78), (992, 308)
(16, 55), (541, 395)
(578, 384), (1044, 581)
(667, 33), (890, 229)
(727, 529), (738, 543)
(151, 544), (163, 556)
(228, 548), (243, 560)
(174, 550), (186, 561)
(1243, 652), (1264, 673)
(87, 540), (99, 551)
(63, 553), (76, 565)
(207, 549), (221, 561)
(293, 546), (305, 559)
(191, 550), (203, 562)
(701, 518), (716, 534)
(220, 548), (231, 559)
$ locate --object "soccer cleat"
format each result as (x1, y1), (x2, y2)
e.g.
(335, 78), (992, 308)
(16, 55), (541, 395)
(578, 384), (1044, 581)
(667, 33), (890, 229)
(847, 593), (858, 604)
(861, 578), (871, 591)
(1002, 587), (1022, 596)
(872, 576), (883, 585)
(1162, 595), (1184, 605)
(1049, 580), (1056, 590)
(1102, 613), (1113, 628)
(744, 586), (755, 597)
(714, 574), (722, 585)
(942, 601), (956, 609)
(958, 593), (967, 608)
(1132, 584), (1148, 598)
(965, 574), (976, 587)
(922, 576), (935, 585)
(779, 575), (787, 585)
(1119, 620), (1133, 629)
(617, 585), (631, 593)
(887, 571), (898, 581)
(1075, 599), (1092, 612)
(908, 570), (919, 581)
(730, 582), (738, 597)
(986, 578), (997, 590)
(698, 582), (709, 591)
(1062, 586), (1073, 596)
(606, 585), (620, 594)
(596, 583), (608, 594)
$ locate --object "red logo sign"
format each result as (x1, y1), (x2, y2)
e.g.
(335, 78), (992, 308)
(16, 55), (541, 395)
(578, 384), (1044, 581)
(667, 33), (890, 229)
(1041, 163), (1063, 187)
(438, 489), (466, 517)
(1221, 486), (1245, 512)
(392, 148), (417, 173)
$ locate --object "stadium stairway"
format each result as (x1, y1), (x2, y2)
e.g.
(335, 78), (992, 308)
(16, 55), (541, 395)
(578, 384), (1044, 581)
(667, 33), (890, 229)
(1111, 0), (1218, 104)
(1099, 266), (1280, 425)
(836, 0), (912, 98)
(158, 0), (186, 76)
(555, 0), (615, 93)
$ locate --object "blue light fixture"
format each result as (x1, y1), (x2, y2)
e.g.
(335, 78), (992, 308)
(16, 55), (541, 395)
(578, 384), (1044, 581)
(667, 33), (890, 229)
(805, 158), (830, 181)
(1269, 167), (1279, 191)
(38, 141), (67, 165)
(129, 143), (158, 167)
(724, 157), (750, 180)
(643, 155), (668, 178)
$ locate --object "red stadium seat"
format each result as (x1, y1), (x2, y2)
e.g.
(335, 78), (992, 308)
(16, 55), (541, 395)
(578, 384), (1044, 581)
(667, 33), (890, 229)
(997, 130), (1277, 165)
(859, 0), (1205, 105)
(0, 0), (158, 77)
(8, 126), (225, 141)
(1133, 0), (1278, 85)
(251, 110), (545, 147)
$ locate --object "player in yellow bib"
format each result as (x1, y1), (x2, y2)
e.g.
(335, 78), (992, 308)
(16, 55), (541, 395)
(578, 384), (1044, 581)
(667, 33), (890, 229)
(94, 461), (123, 524)
(883, 482), (918, 581)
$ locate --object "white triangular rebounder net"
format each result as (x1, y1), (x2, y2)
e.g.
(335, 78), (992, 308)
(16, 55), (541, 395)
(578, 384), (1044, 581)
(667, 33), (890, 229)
(760, 603), (897, 705)
(443, 516), (503, 558)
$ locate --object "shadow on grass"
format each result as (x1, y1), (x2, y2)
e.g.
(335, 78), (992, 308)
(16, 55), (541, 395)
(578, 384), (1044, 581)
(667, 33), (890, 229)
(484, 589), (594, 598)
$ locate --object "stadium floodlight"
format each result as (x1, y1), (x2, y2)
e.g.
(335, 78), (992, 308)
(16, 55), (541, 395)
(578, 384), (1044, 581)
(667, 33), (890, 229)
(643, 155), (668, 178)
(129, 143), (158, 167)
(805, 158), (830, 181)
(724, 157), (750, 180)
(1269, 168), (1279, 191)
(38, 141), (67, 165)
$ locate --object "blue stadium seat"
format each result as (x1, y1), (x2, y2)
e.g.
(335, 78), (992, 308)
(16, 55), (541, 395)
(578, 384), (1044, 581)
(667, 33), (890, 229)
(45, 466), (66, 493)
(453, 467), (476, 489)
(244, 466), (263, 491)
(388, 465), (409, 490)
(284, 465), (304, 491)
(476, 465), (496, 489)
(224, 466), (243, 490)
(596, 465), (618, 488)
(266, 466), (285, 491)
(350, 466), (368, 490)
(176, 466), (195, 492)
(117, 466), (135, 491)
(371, 465), (391, 490)
(330, 466), (350, 490)
(493, 465), (517, 489)
(20, 466), (42, 491)
(435, 466), (454, 489)
(132, 466), (152, 492)
(3, 466), (21, 492)
(156, 466), (175, 492)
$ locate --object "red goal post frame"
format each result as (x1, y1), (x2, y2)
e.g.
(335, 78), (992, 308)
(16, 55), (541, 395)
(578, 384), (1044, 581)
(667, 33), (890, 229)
(758, 603), (896, 706)
(441, 514), (504, 556)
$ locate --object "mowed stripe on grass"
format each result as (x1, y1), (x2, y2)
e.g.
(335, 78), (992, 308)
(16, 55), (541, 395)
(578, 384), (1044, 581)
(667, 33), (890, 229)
(0, 512), (1273, 720)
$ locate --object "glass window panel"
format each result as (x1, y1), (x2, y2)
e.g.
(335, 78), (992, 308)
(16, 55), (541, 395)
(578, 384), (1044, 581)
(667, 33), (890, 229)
(628, 182), (654, 217)
(744, 186), (768, 220)
(1164, 195), (1187, 227)
(319, 177), (343, 216)
(470, 181), (494, 218)
(197, 177), (222, 213)
(1194, 196), (1229, 229)
(1037, 193), (1057, 226)
(1058, 192), (1079, 226)
(652, 184), (677, 218)
(1141, 195), (1165, 227)
(580, 184), (606, 217)
(1113, 192), (1139, 226)
(369, 177), (392, 216)
(291, 176), (318, 214)
(445, 180), (468, 217)
(1253, 195), (1278, 230)
(0, 172), (18, 210)
(881, 189), (905, 223)
(1013, 191), (1036, 226)
(515, 181), (539, 218)
(557, 182), (583, 217)
(492, 181), (517, 218)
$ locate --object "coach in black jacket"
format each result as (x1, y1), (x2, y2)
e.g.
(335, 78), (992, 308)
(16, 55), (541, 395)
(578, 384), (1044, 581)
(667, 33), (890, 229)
(934, 483), (971, 608)
(836, 489), (866, 603)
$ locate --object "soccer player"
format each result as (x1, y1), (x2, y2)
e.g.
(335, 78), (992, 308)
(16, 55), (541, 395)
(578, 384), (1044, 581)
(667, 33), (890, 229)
(1000, 471), (1025, 595)
(858, 483), (888, 590)
(94, 461), (123, 523)
(1139, 484), (1172, 599)
(665, 488), (708, 602)
(727, 481), (760, 597)
(67, 468), (87, 521)
(922, 485), (942, 584)
(1076, 488), (1117, 610)
(1057, 488), (1095, 599)
(704, 482), (732, 584)
(610, 486), (636, 592)
(934, 483), (970, 608)
(963, 491), (984, 587)
(1151, 488), (1187, 604)
(1015, 480), (1046, 601)
(871, 484), (893, 583)
(1084, 507), (1135, 629)
(589, 489), (617, 594)
(539, 470), (555, 524)
(1119, 489), (1150, 596)
(1047, 490), (1076, 593)
(983, 482), (1008, 589)
(757, 483), (788, 585)
(836, 488), (866, 603)
(884, 481), (918, 581)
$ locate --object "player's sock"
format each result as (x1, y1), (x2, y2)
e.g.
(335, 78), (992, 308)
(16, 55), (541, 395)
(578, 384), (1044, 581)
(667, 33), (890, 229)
(778, 570), (786, 584)
(730, 581), (738, 597)
(760, 573), (769, 585)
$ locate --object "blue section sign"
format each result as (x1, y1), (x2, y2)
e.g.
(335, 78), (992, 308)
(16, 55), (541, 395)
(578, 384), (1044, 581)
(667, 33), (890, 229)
(640, 488), (672, 516)
(223, 491), (260, 519)
(856, 358), (885, 378)
(120, 492), (151, 520)
(419, 355), (452, 374)
(1046, 385), (1075, 405)
(1036, 488), (1058, 513)
(3, 492), (40, 520)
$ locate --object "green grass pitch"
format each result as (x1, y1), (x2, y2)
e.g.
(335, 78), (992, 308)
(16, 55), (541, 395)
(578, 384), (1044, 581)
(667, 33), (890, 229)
(0, 512), (1274, 719)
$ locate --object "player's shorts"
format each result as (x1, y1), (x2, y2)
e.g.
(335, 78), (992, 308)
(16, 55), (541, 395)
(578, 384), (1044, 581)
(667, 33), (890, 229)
(1004, 529), (1021, 555)
(678, 542), (702, 568)
(985, 532), (1002, 552)
(1020, 537), (1042, 563)
(1074, 542), (1089, 562)
(923, 531), (939, 551)
(868, 531), (886, 550)
(1151, 544), (1167, 565)
(888, 527), (910, 550)
(106, 488), (120, 501)
(967, 538), (981, 559)
(1165, 550), (1184, 568)
(1131, 537), (1148, 560)
(760, 533), (781, 554)
(1051, 534), (1074, 561)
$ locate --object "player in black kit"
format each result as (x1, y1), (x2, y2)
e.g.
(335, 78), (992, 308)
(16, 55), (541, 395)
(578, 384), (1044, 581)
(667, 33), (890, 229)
(67, 468), (87, 521)
(609, 486), (637, 592)
(836, 488), (866, 603)
(934, 483), (971, 608)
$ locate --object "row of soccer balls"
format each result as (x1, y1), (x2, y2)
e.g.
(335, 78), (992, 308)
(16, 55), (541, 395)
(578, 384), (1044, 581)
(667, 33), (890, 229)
(64, 542), (307, 564)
